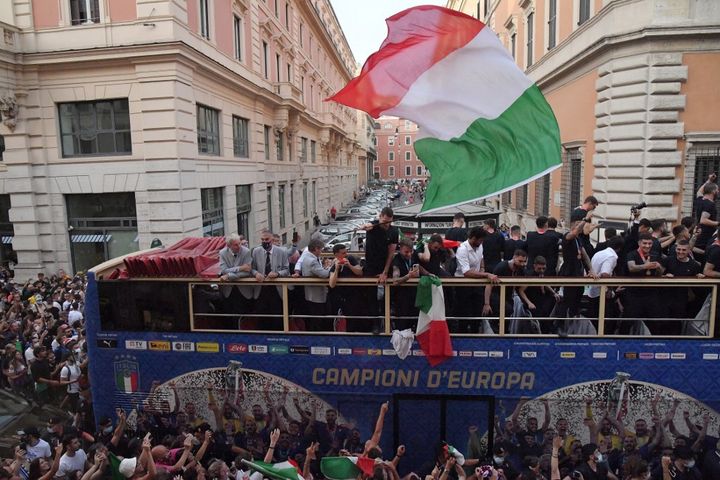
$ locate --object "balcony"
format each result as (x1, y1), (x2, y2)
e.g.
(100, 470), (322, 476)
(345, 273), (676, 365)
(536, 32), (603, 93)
(322, 111), (346, 132)
(273, 82), (303, 105)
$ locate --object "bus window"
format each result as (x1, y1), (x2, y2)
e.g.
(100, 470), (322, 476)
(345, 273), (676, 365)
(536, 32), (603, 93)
(97, 281), (190, 332)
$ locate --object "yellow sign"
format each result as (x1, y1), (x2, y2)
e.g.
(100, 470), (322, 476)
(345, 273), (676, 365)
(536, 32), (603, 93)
(149, 341), (171, 351)
(368, 348), (382, 356)
(196, 342), (220, 353)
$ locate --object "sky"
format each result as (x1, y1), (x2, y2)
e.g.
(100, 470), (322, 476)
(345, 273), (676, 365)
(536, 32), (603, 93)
(331, 0), (446, 67)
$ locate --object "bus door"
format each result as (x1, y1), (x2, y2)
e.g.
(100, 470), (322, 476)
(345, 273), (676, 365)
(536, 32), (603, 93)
(392, 394), (495, 475)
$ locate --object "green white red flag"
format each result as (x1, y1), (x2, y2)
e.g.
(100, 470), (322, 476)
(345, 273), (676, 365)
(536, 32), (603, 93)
(414, 276), (452, 366)
(329, 6), (561, 212)
(320, 456), (375, 480)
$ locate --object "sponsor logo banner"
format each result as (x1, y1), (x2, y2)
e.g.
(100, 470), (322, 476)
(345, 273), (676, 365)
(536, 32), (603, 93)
(269, 345), (289, 354)
(670, 353), (686, 360)
(290, 346), (310, 354)
(459, 351), (473, 357)
(412, 350), (425, 356)
(125, 340), (147, 350)
(624, 352), (638, 359)
(172, 341), (195, 352)
(703, 353), (719, 360)
(489, 351), (504, 358)
(655, 353), (670, 360)
(97, 339), (118, 349)
(149, 341), (171, 351)
(382, 349), (397, 356)
(249, 345), (268, 353)
(337, 348), (352, 355)
(521, 351), (537, 358)
(560, 352), (576, 359)
(368, 349), (382, 356)
(353, 348), (368, 356)
(474, 351), (488, 358)
(592, 352), (607, 359)
(639, 352), (655, 360)
(227, 343), (248, 353)
(197, 342), (220, 353)
(311, 346), (332, 356)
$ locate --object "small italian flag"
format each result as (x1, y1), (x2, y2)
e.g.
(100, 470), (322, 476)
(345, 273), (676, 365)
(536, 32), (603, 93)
(414, 276), (452, 366)
(329, 6), (561, 213)
(116, 372), (138, 394)
(242, 460), (303, 480)
(320, 457), (375, 480)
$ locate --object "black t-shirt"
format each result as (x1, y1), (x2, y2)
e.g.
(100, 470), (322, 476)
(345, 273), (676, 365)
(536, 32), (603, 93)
(576, 462), (609, 480)
(504, 238), (527, 260)
(364, 222), (399, 275)
(493, 260), (526, 277)
(559, 234), (585, 277)
(526, 231), (560, 273)
(706, 243), (720, 271)
(445, 227), (468, 242)
(627, 249), (661, 277)
(419, 249), (447, 276)
(329, 255), (360, 278)
(392, 252), (419, 277)
(663, 256), (702, 277)
(31, 358), (51, 381)
(695, 197), (717, 248)
(482, 231), (505, 269)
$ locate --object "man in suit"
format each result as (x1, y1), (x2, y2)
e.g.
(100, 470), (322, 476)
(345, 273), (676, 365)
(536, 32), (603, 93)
(251, 230), (290, 330)
(218, 234), (254, 317)
(301, 238), (331, 331)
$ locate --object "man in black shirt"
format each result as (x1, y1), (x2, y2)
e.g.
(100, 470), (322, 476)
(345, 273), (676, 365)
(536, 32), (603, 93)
(418, 234), (449, 277)
(575, 443), (615, 480)
(544, 217), (563, 275)
(522, 256), (560, 331)
(623, 233), (663, 334)
(526, 217), (560, 276)
(482, 218), (505, 272)
(503, 225), (527, 260)
(694, 174), (719, 255)
(445, 213), (468, 242)
(702, 234), (720, 337)
(360, 207), (399, 332)
(391, 239), (421, 330)
(572, 195), (600, 258)
(662, 240), (702, 332)
(328, 244), (363, 331)
(558, 214), (594, 318)
(483, 249), (528, 321)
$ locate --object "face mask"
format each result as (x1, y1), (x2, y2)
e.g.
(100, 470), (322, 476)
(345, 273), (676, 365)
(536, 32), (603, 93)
(493, 456), (504, 465)
(594, 453), (603, 463)
(47, 427), (54, 434)
(261, 242), (272, 251)
(103, 426), (113, 434)
(686, 460), (695, 469)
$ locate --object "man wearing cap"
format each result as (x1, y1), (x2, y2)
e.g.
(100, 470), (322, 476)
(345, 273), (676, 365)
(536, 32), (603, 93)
(118, 434), (156, 480)
(21, 426), (51, 461)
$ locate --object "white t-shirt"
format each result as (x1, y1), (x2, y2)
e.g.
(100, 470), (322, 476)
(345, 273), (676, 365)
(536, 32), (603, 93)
(455, 241), (484, 277)
(26, 438), (52, 461)
(68, 310), (83, 324)
(24, 346), (35, 364)
(60, 363), (82, 394)
(588, 248), (618, 298)
(56, 449), (87, 478)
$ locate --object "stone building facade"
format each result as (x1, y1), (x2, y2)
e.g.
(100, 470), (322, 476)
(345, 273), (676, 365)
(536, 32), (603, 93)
(373, 116), (428, 182)
(447, 0), (720, 231)
(0, 0), (364, 276)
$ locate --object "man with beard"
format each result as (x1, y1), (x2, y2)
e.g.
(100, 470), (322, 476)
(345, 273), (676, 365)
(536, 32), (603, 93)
(520, 256), (561, 332)
(313, 408), (349, 456)
(232, 418), (267, 459)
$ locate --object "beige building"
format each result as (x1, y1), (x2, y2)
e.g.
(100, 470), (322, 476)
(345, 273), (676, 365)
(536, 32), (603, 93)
(0, 0), (365, 276)
(447, 0), (720, 232)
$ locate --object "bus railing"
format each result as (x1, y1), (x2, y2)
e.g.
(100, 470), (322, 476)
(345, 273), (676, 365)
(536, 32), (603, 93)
(158, 276), (720, 338)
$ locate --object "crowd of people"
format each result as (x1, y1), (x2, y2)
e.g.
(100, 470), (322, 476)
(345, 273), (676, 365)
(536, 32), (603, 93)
(213, 177), (720, 336)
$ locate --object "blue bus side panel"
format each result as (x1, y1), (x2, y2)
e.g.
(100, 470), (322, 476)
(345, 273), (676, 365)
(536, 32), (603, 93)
(85, 274), (720, 454)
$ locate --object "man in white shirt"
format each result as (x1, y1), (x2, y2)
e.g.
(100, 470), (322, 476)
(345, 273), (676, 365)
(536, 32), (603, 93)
(23, 427), (52, 461)
(67, 303), (83, 325)
(454, 227), (499, 333)
(588, 236), (624, 327)
(56, 436), (88, 478)
(60, 352), (82, 413)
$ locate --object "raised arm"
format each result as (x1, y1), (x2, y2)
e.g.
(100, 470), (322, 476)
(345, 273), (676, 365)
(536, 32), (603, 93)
(509, 398), (527, 433)
(303, 442), (319, 480)
(110, 410), (126, 448)
(551, 435), (562, 480)
(265, 429), (280, 463)
(365, 401), (389, 452)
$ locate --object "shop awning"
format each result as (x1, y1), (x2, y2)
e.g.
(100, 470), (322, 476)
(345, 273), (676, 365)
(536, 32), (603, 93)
(71, 234), (112, 243)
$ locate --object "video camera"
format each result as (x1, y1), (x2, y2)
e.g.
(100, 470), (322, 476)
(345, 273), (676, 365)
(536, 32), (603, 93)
(630, 202), (647, 213)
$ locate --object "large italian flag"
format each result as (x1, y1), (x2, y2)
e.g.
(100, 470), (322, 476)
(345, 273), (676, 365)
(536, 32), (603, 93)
(414, 276), (452, 366)
(329, 6), (561, 212)
(242, 460), (303, 480)
(321, 457), (375, 480)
